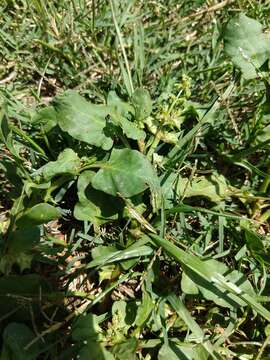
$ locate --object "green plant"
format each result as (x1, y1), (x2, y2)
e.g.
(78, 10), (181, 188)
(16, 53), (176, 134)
(1, 2), (270, 359)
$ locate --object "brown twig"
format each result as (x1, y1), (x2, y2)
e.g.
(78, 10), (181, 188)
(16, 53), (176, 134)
(181, 0), (235, 22)
(24, 300), (89, 351)
(0, 71), (17, 85)
(135, 247), (162, 292)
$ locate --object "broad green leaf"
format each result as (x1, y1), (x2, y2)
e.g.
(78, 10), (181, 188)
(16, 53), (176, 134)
(32, 106), (57, 133)
(72, 313), (102, 341)
(111, 337), (137, 360)
(135, 291), (154, 327)
(113, 108), (146, 140)
(34, 148), (80, 181)
(163, 173), (236, 208)
(7, 226), (40, 253)
(54, 90), (113, 150)
(107, 91), (134, 116)
(175, 174), (235, 203)
(16, 203), (61, 228)
(112, 301), (131, 330)
(92, 148), (159, 197)
(78, 342), (114, 360)
(2, 323), (40, 360)
(224, 13), (270, 79)
(131, 88), (152, 121)
(74, 170), (120, 225)
(181, 272), (199, 295)
(107, 91), (146, 141)
(107, 301), (134, 344)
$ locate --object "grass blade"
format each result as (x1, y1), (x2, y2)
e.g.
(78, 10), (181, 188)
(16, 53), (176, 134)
(167, 293), (204, 342)
(150, 234), (270, 322)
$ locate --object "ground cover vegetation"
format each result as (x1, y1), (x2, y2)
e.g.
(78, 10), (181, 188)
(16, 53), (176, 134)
(0, 0), (270, 359)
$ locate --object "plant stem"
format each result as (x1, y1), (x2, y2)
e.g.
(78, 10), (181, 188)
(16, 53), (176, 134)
(256, 335), (270, 360)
